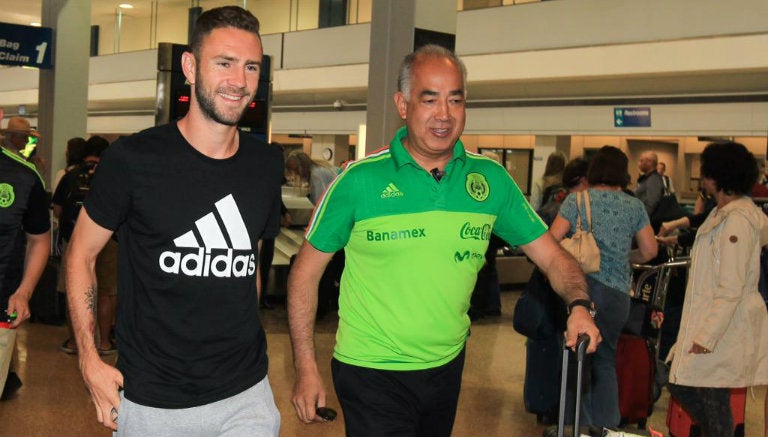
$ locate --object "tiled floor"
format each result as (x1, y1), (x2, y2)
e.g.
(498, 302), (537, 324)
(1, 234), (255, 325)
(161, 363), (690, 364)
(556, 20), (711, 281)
(0, 290), (764, 436)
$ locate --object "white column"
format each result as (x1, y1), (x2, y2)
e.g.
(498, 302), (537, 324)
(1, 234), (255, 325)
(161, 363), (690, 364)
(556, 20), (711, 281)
(38, 0), (91, 187)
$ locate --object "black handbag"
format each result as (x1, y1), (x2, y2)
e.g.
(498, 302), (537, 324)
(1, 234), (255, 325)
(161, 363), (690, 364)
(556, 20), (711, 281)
(513, 268), (566, 339)
(650, 188), (686, 225)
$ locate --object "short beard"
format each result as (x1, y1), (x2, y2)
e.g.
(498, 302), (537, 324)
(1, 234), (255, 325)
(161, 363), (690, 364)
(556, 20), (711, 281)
(194, 65), (250, 126)
(195, 84), (244, 126)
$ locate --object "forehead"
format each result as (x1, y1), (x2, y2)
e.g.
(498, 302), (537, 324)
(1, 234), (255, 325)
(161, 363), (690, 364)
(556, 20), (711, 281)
(409, 56), (463, 92)
(200, 27), (262, 59)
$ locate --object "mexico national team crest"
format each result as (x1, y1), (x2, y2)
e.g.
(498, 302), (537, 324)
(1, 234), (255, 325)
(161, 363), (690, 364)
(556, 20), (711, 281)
(0, 183), (14, 208)
(465, 173), (489, 202)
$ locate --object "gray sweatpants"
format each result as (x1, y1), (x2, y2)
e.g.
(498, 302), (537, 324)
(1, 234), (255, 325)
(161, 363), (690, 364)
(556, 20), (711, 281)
(115, 377), (280, 437)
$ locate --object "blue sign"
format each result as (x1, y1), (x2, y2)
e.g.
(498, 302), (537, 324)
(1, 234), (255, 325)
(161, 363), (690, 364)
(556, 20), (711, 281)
(0, 22), (53, 69)
(614, 107), (651, 128)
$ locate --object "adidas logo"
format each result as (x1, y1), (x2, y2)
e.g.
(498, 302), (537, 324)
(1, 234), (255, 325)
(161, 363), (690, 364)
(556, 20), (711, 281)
(159, 194), (256, 278)
(381, 183), (404, 198)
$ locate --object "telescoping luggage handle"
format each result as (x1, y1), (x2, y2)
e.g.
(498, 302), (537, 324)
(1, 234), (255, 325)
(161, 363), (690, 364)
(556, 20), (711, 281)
(557, 334), (590, 437)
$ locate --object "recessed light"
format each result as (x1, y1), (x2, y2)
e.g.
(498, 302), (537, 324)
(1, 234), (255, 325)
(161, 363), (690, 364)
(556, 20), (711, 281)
(30, 22), (41, 27)
(118, 3), (134, 8)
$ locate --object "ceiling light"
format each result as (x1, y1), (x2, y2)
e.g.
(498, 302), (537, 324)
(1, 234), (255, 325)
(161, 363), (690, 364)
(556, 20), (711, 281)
(30, 22), (41, 27)
(118, 3), (134, 8)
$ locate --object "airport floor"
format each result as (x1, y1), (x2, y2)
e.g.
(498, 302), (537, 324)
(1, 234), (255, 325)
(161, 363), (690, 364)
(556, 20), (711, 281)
(1, 289), (765, 437)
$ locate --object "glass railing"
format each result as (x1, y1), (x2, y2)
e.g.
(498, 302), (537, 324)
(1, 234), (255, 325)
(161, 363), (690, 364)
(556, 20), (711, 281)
(95, 0), (375, 55)
(95, 0), (543, 55)
(0, 0), (543, 56)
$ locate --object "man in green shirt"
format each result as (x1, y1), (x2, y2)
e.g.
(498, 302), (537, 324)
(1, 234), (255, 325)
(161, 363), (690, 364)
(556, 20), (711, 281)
(288, 44), (601, 437)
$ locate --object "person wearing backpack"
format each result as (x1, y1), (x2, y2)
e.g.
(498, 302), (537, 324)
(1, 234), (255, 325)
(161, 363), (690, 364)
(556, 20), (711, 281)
(52, 136), (116, 355)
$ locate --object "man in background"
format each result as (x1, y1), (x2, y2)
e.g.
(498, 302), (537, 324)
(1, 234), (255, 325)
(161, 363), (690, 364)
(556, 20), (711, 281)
(657, 161), (675, 195)
(0, 113), (50, 400)
(635, 151), (664, 217)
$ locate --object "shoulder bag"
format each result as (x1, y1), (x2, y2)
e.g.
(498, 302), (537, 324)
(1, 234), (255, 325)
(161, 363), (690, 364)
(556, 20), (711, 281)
(560, 190), (601, 274)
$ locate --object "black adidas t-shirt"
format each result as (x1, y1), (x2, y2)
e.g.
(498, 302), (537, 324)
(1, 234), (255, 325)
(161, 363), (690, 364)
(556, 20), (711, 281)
(84, 123), (283, 408)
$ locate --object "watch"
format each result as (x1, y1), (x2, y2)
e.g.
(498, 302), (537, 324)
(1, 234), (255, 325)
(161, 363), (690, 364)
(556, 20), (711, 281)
(567, 299), (596, 318)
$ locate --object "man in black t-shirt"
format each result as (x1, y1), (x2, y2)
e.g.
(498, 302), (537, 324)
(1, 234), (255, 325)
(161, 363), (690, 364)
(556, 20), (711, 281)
(66, 7), (283, 436)
(0, 142), (51, 399)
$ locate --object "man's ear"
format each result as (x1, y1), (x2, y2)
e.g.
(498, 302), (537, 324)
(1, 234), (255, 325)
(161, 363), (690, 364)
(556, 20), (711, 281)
(394, 92), (407, 120)
(181, 51), (197, 86)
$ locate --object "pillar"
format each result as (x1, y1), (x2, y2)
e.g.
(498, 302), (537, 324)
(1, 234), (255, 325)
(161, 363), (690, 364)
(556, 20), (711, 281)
(38, 0), (90, 187)
(364, 0), (456, 152)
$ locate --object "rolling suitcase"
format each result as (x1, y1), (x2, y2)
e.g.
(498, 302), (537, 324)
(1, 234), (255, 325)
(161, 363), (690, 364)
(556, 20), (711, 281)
(523, 335), (561, 424)
(666, 388), (746, 437)
(616, 333), (655, 428)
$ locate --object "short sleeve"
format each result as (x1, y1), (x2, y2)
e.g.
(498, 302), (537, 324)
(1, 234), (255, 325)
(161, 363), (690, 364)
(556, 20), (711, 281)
(557, 193), (579, 236)
(492, 174), (547, 246)
(305, 171), (355, 253)
(83, 141), (133, 232)
(22, 176), (50, 235)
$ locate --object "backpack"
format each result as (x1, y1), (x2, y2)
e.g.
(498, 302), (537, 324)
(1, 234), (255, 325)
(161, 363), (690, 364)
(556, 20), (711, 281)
(60, 161), (97, 238)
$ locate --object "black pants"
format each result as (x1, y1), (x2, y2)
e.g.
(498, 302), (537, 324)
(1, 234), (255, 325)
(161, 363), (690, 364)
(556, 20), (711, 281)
(667, 384), (733, 437)
(332, 348), (465, 437)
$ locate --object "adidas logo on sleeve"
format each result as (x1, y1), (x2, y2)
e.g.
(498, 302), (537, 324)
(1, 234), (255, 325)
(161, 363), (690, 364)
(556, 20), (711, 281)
(159, 194), (256, 278)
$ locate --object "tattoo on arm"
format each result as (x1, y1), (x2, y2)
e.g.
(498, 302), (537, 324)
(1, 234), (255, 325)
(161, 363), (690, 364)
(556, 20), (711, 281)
(85, 286), (97, 316)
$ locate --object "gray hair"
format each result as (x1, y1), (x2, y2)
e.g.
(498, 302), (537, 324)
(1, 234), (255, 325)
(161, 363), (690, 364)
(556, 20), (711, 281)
(397, 44), (467, 101)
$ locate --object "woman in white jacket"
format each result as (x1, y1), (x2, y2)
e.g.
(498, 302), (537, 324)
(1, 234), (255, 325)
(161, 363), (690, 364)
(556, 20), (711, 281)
(667, 142), (768, 437)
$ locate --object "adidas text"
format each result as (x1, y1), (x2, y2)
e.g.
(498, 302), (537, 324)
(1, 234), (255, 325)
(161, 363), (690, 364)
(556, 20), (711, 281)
(159, 248), (256, 277)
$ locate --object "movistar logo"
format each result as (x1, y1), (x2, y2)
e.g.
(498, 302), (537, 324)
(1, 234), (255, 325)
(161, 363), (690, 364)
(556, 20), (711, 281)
(460, 222), (491, 241)
(158, 194), (256, 278)
(454, 250), (483, 262)
(381, 182), (404, 198)
(367, 227), (426, 241)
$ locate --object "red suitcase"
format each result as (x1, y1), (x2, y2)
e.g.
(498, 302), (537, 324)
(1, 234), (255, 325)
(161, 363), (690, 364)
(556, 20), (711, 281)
(616, 333), (655, 427)
(666, 388), (746, 437)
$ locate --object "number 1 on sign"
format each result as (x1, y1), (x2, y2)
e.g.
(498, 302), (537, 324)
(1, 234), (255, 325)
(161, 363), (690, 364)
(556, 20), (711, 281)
(35, 42), (47, 64)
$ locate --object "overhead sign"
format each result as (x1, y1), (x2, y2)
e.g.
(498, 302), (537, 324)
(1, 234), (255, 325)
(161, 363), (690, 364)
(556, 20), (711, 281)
(614, 107), (651, 128)
(0, 22), (53, 69)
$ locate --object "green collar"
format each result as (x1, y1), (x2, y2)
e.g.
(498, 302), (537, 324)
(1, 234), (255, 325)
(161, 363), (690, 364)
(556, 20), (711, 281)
(1, 146), (45, 188)
(388, 126), (466, 170)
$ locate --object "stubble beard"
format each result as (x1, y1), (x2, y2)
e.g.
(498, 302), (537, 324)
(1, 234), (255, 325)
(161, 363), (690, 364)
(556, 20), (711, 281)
(194, 70), (252, 127)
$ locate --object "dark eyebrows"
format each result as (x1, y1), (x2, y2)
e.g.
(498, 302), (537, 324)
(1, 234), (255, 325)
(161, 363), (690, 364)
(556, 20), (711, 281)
(212, 54), (262, 66)
(418, 89), (464, 98)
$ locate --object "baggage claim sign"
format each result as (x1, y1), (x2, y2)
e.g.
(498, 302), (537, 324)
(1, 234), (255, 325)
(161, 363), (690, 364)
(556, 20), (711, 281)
(0, 22), (53, 69)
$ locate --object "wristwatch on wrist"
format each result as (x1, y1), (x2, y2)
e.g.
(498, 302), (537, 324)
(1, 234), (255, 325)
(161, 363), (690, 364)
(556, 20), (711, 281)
(567, 299), (597, 318)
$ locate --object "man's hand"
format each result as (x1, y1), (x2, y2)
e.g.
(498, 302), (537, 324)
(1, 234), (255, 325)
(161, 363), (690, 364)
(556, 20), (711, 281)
(6, 291), (31, 328)
(291, 366), (328, 424)
(81, 355), (124, 431)
(565, 306), (601, 354)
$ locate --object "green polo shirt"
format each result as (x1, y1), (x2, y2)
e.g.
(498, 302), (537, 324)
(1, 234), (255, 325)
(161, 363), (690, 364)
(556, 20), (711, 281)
(306, 127), (546, 370)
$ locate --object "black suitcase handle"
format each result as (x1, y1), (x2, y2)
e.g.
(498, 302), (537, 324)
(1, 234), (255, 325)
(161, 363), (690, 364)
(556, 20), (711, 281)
(557, 334), (590, 437)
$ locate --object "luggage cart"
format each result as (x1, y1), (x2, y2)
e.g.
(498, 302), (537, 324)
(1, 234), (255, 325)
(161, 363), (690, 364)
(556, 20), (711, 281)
(629, 256), (691, 360)
(618, 256), (691, 428)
